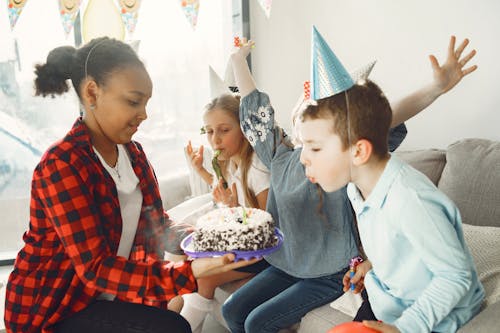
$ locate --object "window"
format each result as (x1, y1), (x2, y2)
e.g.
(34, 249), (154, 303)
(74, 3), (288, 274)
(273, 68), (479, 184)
(0, 0), (239, 259)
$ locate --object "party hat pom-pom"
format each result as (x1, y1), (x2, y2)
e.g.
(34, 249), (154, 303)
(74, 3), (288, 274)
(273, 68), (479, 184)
(303, 80), (311, 100)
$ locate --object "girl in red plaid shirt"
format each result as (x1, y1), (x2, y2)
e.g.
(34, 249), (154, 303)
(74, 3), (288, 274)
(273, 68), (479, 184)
(4, 37), (257, 333)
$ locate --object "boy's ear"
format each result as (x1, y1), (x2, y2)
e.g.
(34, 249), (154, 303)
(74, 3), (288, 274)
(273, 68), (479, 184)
(351, 139), (373, 166)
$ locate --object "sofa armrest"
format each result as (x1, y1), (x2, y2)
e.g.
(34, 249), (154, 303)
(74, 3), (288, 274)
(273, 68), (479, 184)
(458, 302), (500, 333)
(158, 172), (191, 210)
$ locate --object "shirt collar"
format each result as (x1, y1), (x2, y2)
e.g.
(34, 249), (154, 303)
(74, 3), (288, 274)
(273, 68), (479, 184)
(347, 154), (404, 213)
(67, 117), (140, 163)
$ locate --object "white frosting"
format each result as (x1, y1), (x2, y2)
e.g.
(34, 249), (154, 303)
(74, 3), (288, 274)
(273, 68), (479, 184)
(196, 207), (272, 230)
(193, 207), (277, 252)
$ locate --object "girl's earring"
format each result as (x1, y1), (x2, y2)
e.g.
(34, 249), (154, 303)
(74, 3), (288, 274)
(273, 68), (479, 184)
(89, 104), (95, 111)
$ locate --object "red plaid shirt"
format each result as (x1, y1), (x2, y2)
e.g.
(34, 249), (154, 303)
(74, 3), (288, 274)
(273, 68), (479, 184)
(4, 119), (197, 333)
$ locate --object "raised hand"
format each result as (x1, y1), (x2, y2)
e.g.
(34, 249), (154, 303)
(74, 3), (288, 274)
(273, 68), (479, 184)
(429, 35), (477, 95)
(390, 36), (478, 127)
(230, 37), (257, 97)
(232, 37), (255, 60)
(186, 140), (205, 172)
(213, 180), (238, 207)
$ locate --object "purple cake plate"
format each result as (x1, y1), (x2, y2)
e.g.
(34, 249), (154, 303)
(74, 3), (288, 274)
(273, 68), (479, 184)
(181, 227), (284, 261)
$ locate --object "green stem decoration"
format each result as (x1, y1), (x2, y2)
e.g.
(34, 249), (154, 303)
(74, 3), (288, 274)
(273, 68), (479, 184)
(212, 150), (228, 189)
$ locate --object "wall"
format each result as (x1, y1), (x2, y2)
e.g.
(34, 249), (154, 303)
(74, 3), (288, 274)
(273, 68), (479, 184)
(248, 0), (500, 149)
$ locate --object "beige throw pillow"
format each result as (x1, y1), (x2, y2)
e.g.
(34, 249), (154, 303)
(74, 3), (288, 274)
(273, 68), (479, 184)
(462, 223), (500, 307)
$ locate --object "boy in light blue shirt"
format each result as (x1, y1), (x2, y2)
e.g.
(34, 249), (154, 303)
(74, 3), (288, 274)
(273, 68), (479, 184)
(297, 41), (484, 331)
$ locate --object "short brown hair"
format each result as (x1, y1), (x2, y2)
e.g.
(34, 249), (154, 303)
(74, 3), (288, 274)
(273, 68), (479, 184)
(299, 80), (392, 157)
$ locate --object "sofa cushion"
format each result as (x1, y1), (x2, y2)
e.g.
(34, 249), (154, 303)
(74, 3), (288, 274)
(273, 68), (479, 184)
(159, 172), (191, 210)
(298, 304), (352, 332)
(462, 223), (500, 307)
(438, 139), (500, 227)
(395, 149), (446, 185)
(457, 299), (500, 333)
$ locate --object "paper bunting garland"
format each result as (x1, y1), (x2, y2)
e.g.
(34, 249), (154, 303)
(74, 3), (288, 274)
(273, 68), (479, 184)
(58, 0), (82, 37)
(117, 0), (141, 35)
(179, 0), (200, 29)
(7, 0), (29, 30)
(256, 0), (272, 18)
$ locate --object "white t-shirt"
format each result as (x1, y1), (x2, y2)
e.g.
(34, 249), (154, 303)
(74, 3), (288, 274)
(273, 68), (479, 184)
(227, 152), (270, 207)
(94, 144), (142, 301)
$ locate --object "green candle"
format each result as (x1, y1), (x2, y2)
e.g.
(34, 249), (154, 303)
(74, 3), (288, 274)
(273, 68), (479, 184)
(242, 206), (248, 225)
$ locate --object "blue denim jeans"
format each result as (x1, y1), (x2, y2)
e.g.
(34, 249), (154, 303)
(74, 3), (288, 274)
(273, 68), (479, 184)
(222, 265), (348, 333)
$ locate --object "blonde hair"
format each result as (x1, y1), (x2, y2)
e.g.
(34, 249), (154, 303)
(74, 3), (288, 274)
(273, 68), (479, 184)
(204, 94), (259, 208)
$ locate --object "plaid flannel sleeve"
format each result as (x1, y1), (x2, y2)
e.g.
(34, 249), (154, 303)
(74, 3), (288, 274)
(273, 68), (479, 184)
(36, 158), (197, 300)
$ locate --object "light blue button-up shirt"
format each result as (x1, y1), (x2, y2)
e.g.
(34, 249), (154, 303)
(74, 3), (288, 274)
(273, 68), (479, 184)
(347, 155), (484, 333)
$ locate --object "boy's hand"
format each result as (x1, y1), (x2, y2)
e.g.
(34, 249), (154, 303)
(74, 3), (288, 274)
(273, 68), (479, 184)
(186, 141), (205, 172)
(363, 320), (401, 333)
(430, 35), (477, 96)
(343, 260), (372, 293)
(232, 37), (255, 60)
(212, 181), (238, 207)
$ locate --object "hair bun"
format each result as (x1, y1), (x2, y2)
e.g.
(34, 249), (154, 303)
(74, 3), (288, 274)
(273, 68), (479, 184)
(47, 46), (76, 79)
(34, 46), (76, 97)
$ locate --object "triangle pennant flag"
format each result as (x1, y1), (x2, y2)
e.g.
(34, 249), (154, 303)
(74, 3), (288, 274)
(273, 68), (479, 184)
(310, 26), (354, 100)
(256, 0), (272, 18)
(179, 0), (200, 30)
(7, 0), (29, 30)
(58, 0), (82, 37)
(117, 0), (142, 35)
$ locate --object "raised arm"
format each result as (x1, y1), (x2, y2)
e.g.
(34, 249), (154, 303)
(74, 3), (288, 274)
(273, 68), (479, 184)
(230, 39), (257, 97)
(391, 36), (477, 127)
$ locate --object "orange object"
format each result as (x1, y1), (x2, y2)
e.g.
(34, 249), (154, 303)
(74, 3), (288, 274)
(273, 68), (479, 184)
(303, 80), (311, 100)
(327, 321), (379, 333)
(234, 36), (242, 47)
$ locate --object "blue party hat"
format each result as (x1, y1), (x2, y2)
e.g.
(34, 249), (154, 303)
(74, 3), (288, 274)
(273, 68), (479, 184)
(310, 26), (354, 100)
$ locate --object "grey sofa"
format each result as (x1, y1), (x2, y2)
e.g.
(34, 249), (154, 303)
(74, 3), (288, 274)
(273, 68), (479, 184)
(168, 138), (500, 332)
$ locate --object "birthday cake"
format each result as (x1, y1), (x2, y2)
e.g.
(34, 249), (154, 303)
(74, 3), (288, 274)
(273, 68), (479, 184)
(192, 207), (278, 252)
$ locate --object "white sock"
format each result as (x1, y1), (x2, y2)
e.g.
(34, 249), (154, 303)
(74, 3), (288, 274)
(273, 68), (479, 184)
(210, 297), (228, 329)
(180, 293), (214, 333)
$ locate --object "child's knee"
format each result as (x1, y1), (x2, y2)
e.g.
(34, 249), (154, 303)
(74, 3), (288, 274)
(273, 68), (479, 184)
(221, 297), (236, 322)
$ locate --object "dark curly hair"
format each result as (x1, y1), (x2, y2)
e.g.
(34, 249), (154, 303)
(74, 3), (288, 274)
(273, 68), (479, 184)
(34, 37), (144, 99)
